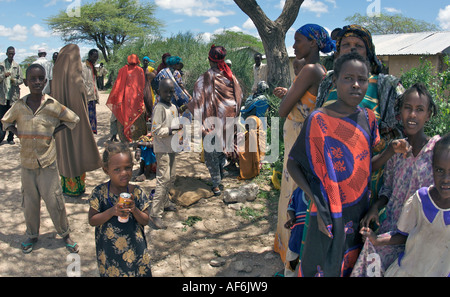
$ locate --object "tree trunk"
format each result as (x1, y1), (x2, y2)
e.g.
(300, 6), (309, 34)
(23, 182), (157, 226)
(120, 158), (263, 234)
(233, 0), (304, 88)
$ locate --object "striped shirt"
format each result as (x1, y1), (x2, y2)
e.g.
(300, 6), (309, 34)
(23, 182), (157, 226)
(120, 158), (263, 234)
(1, 94), (79, 169)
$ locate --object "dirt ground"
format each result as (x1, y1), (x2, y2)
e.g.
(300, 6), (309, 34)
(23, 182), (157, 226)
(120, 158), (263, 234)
(0, 85), (284, 277)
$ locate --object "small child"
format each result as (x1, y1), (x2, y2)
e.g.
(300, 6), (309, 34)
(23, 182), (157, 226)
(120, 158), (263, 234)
(283, 187), (308, 277)
(134, 133), (157, 181)
(149, 78), (182, 229)
(361, 133), (450, 277)
(1, 64), (80, 254)
(88, 142), (152, 277)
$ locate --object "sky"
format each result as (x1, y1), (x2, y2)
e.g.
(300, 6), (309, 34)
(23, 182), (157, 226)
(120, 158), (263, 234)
(0, 0), (449, 64)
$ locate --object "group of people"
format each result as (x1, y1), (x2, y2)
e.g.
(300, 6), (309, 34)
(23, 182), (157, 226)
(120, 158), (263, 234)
(1, 21), (448, 278)
(272, 23), (449, 278)
(0, 42), (248, 276)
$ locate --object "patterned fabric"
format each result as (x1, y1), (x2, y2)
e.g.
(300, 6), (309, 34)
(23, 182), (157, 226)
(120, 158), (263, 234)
(61, 173), (86, 196)
(1, 94), (79, 169)
(154, 68), (190, 108)
(287, 188), (309, 254)
(351, 135), (441, 276)
(385, 187), (450, 277)
(290, 107), (380, 277)
(89, 182), (152, 277)
(297, 24), (336, 54)
(187, 68), (242, 151)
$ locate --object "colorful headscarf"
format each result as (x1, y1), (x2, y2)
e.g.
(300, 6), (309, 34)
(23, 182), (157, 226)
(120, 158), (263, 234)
(297, 24), (336, 54)
(208, 44), (233, 81)
(166, 56), (183, 66)
(143, 56), (155, 63)
(335, 24), (382, 74)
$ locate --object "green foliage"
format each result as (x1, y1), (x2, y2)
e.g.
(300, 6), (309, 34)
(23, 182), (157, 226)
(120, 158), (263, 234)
(46, 0), (161, 61)
(400, 56), (450, 136)
(345, 13), (440, 34)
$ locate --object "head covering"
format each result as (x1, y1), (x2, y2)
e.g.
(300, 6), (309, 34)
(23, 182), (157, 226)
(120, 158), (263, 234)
(166, 56), (183, 66)
(208, 44), (233, 81)
(335, 24), (382, 74)
(52, 44), (102, 177)
(143, 56), (155, 63)
(127, 54), (140, 65)
(157, 53), (171, 73)
(296, 24), (336, 54)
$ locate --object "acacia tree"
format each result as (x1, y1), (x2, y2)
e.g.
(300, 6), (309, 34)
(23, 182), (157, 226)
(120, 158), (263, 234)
(233, 0), (304, 88)
(345, 13), (440, 34)
(46, 0), (161, 62)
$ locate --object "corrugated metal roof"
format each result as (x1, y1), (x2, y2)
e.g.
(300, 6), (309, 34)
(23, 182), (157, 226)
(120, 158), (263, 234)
(372, 31), (450, 56)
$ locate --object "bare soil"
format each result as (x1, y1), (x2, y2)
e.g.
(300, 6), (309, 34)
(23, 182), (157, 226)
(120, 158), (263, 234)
(0, 85), (284, 277)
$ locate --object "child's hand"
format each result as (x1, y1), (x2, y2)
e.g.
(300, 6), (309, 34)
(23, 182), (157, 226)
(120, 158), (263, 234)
(109, 203), (128, 218)
(125, 194), (137, 214)
(391, 139), (411, 157)
(360, 227), (378, 245)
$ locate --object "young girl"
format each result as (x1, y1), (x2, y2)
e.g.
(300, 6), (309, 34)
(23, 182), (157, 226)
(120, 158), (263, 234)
(361, 133), (450, 277)
(351, 83), (440, 277)
(88, 142), (152, 277)
(287, 52), (390, 277)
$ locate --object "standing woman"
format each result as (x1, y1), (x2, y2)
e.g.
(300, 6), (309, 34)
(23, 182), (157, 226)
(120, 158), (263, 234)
(274, 24), (335, 265)
(52, 44), (102, 197)
(142, 56), (157, 117)
(82, 49), (99, 134)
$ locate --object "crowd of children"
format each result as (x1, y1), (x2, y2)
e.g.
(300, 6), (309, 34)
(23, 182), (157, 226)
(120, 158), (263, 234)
(1, 20), (449, 278)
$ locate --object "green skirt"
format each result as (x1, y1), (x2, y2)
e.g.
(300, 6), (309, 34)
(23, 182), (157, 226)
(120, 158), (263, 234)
(61, 173), (86, 196)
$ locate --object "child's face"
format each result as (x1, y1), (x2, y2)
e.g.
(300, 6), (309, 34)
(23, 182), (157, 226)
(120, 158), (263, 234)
(400, 91), (431, 136)
(433, 149), (450, 200)
(103, 153), (133, 188)
(25, 68), (47, 95)
(159, 81), (175, 104)
(334, 60), (369, 108)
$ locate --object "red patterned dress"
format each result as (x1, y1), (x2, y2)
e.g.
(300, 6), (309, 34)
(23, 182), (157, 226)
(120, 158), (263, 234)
(289, 107), (380, 277)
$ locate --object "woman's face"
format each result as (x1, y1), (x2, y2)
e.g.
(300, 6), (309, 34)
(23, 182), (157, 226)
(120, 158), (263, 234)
(293, 32), (314, 60)
(339, 36), (367, 58)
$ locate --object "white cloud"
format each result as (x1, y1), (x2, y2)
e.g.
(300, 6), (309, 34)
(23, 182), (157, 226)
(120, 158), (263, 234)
(155, 0), (235, 18)
(204, 17), (220, 25)
(243, 18), (256, 30)
(437, 5), (450, 30)
(31, 24), (52, 38)
(384, 7), (402, 14)
(0, 24), (28, 42)
(301, 0), (329, 17)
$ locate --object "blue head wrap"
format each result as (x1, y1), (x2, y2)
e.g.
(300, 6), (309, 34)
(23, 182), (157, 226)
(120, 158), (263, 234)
(143, 56), (155, 63)
(296, 24), (336, 54)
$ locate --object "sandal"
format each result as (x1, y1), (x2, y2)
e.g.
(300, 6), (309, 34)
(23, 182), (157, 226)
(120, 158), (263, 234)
(65, 242), (79, 253)
(212, 187), (221, 196)
(21, 238), (37, 254)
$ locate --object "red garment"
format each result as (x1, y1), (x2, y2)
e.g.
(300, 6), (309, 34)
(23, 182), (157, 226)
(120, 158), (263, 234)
(208, 45), (233, 81)
(107, 54), (145, 142)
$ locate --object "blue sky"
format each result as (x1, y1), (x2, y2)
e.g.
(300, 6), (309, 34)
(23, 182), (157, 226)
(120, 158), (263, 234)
(0, 0), (449, 63)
